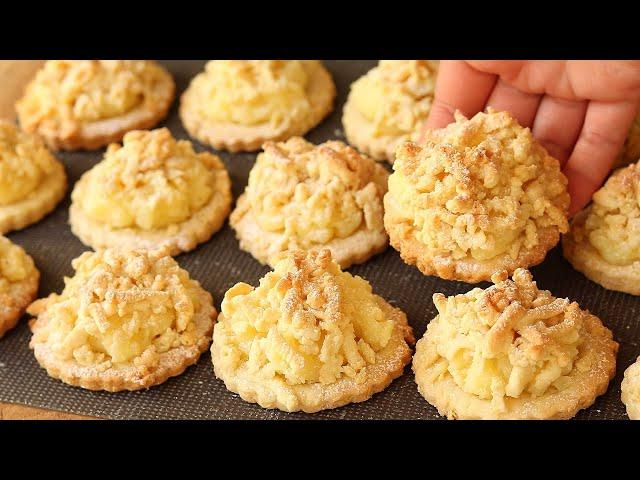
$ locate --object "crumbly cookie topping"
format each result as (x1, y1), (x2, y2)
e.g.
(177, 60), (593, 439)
(73, 128), (226, 230)
(185, 60), (319, 127)
(243, 136), (388, 249)
(0, 235), (35, 294)
(0, 121), (60, 205)
(16, 60), (170, 133)
(390, 109), (569, 261)
(349, 60), (438, 137)
(584, 161), (640, 265)
(215, 249), (394, 385)
(423, 269), (587, 410)
(29, 248), (205, 367)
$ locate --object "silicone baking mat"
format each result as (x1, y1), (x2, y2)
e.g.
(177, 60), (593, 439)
(0, 60), (636, 420)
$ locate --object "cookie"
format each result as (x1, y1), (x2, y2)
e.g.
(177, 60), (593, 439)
(28, 248), (216, 391)
(211, 249), (414, 413)
(180, 60), (335, 152)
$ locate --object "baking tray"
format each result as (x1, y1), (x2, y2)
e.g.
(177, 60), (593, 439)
(0, 60), (636, 420)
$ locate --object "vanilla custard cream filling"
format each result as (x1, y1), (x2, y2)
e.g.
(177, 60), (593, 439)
(31, 249), (202, 366)
(187, 60), (316, 127)
(0, 122), (58, 205)
(423, 270), (584, 409)
(245, 137), (386, 248)
(584, 163), (640, 266)
(391, 110), (568, 261)
(217, 251), (394, 385)
(73, 128), (218, 230)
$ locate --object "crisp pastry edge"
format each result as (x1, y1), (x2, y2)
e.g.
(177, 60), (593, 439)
(28, 287), (216, 391)
(412, 312), (617, 420)
(68, 170), (232, 256)
(179, 64), (336, 152)
(562, 208), (640, 296)
(230, 192), (388, 269)
(19, 71), (175, 151)
(621, 356), (640, 420)
(0, 266), (39, 339)
(211, 297), (414, 413)
(383, 192), (561, 283)
(342, 97), (410, 163)
(0, 160), (67, 234)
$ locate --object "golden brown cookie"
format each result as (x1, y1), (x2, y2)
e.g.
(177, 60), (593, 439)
(563, 161), (640, 295)
(342, 60), (438, 163)
(413, 268), (618, 420)
(230, 137), (389, 268)
(28, 248), (216, 391)
(0, 120), (67, 234)
(384, 109), (570, 283)
(0, 235), (39, 338)
(211, 249), (414, 413)
(622, 356), (640, 419)
(180, 60), (335, 152)
(69, 128), (232, 256)
(16, 60), (175, 151)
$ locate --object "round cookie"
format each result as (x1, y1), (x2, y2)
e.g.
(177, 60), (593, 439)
(622, 356), (640, 419)
(0, 235), (39, 338)
(0, 120), (67, 234)
(16, 60), (175, 151)
(563, 161), (640, 295)
(384, 108), (570, 283)
(69, 128), (232, 256)
(412, 268), (618, 420)
(342, 60), (438, 163)
(230, 136), (389, 268)
(211, 249), (415, 413)
(180, 60), (335, 152)
(28, 248), (216, 391)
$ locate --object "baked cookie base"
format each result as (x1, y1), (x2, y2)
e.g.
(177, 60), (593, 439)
(180, 65), (336, 152)
(562, 209), (640, 296)
(211, 297), (414, 413)
(384, 192), (561, 283)
(230, 193), (388, 269)
(0, 162), (67, 234)
(69, 179), (231, 256)
(28, 289), (216, 392)
(342, 99), (409, 163)
(0, 270), (39, 339)
(412, 313), (617, 420)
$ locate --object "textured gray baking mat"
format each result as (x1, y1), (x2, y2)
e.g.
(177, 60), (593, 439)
(0, 60), (637, 420)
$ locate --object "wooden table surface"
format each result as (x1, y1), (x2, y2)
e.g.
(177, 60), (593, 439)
(0, 402), (93, 420)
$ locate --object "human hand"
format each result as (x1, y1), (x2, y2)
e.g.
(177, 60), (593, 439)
(423, 60), (640, 215)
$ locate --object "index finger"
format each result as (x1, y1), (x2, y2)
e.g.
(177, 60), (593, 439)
(424, 60), (498, 131)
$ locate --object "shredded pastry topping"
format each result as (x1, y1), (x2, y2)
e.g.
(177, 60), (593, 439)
(29, 248), (204, 367)
(585, 161), (640, 265)
(423, 269), (587, 409)
(16, 60), (170, 131)
(73, 128), (225, 230)
(0, 235), (35, 294)
(0, 121), (59, 205)
(390, 109), (569, 261)
(185, 60), (320, 127)
(215, 250), (394, 385)
(244, 137), (388, 248)
(349, 60), (438, 137)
